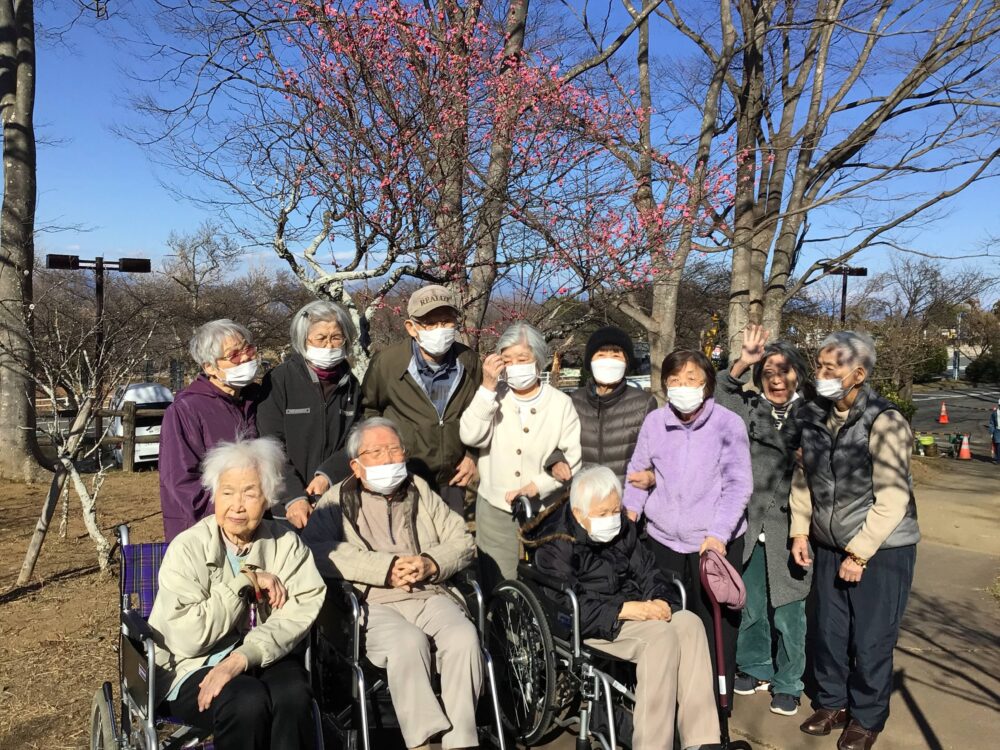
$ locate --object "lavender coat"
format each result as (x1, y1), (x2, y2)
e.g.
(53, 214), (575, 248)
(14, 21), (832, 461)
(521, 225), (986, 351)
(623, 398), (753, 554)
(159, 375), (258, 541)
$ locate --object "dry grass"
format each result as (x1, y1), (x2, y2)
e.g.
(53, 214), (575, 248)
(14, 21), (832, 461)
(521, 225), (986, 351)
(0, 470), (162, 750)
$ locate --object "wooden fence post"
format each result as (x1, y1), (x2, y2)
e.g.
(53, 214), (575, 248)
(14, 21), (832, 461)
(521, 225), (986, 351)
(122, 400), (136, 474)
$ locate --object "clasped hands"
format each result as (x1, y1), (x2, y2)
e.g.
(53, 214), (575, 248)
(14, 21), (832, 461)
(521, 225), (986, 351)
(389, 554), (438, 591)
(619, 599), (672, 622)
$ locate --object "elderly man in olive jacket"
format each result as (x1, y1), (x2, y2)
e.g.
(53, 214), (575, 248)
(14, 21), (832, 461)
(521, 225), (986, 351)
(361, 284), (481, 515)
(303, 417), (481, 750)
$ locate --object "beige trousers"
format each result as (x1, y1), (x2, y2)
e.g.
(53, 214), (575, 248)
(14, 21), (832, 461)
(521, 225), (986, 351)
(365, 594), (483, 749)
(585, 611), (721, 750)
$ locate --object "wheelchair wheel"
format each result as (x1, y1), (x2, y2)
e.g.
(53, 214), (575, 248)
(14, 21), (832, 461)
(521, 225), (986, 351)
(90, 684), (117, 750)
(486, 579), (557, 745)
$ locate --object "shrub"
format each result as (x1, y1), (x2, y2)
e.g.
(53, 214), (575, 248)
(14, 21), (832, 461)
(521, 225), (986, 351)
(965, 354), (1000, 384)
(873, 381), (916, 423)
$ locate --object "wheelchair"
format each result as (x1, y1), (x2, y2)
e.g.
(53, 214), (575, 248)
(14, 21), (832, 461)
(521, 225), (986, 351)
(89, 524), (324, 750)
(485, 498), (687, 750)
(313, 570), (508, 750)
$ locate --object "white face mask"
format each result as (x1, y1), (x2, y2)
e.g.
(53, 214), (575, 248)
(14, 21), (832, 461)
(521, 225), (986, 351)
(505, 362), (539, 391)
(588, 514), (622, 544)
(591, 358), (627, 386)
(221, 359), (259, 388)
(417, 327), (457, 357)
(305, 345), (345, 369)
(667, 385), (704, 414)
(816, 376), (854, 401)
(362, 462), (408, 495)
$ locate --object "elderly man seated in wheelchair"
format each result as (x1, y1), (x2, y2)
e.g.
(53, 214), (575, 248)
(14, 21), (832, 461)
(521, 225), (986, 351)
(302, 416), (482, 750)
(148, 437), (327, 749)
(528, 465), (722, 750)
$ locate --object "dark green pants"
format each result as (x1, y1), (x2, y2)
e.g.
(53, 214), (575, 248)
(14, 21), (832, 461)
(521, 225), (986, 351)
(735, 542), (807, 696)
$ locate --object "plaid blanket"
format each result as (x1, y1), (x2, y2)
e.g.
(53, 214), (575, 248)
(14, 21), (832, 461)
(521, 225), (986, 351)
(121, 541), (169, 619)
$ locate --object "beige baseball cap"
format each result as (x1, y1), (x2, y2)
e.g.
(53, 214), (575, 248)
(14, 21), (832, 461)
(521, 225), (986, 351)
(407, 284), (459, 318)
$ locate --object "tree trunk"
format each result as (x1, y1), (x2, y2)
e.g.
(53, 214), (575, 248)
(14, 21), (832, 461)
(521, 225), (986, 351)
(463, 0), (530, 348)
(0, 0), (45, 481)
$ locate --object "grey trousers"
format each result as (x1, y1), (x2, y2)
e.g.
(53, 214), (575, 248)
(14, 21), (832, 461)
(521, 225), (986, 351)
(365, 594), (483, 749)
(586, 612), (721, 750)
(475, 495), (520, 592)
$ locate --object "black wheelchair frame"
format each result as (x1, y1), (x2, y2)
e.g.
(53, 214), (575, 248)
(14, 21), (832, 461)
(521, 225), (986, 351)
(485, 498), (687, 750)
(315, 572), (508, 750)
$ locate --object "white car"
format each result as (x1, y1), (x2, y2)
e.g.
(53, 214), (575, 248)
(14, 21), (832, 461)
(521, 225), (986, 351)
(109, 383), (174, 466)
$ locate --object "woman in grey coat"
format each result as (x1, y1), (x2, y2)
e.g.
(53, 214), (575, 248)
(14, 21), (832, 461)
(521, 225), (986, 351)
(715, 324), (813, 718)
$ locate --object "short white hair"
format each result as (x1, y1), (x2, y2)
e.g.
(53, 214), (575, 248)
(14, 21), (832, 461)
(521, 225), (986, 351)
(819, 330), (877, 375)
(189, 319), (254, 368)
(570, 466), (622, 515)
(346, 417), (406, 460)
(290, 300), (357, 356)
(496, 321), (548, 366)
(200, 437), (285, 508)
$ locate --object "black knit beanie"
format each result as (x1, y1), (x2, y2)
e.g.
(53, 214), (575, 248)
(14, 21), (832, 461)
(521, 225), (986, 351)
(584, 326), (636, 372)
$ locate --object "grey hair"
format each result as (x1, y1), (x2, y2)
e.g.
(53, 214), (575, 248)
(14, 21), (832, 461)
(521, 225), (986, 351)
(200, 437), (286, 508)
(189, 319), (254, 368)
(346, 417), (406, 460)
(569, 465), (623, 515)
(290, 300), (357, 356)
(495, 321), (548, 366)
(819, 330), (877, 375)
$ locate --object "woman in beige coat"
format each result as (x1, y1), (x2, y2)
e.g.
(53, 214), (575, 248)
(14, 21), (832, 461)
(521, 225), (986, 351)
(149, 437), (326, 750)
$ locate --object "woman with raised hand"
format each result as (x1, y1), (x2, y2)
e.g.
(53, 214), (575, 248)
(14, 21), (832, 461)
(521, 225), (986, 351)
(715, 324), (813, 718)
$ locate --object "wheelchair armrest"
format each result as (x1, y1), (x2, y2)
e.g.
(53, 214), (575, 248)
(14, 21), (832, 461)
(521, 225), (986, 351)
(517, 562), (570, 593)
(672, 578), (687, 611)
(122, 608), (155, 644)
(450, 567), (486, 638)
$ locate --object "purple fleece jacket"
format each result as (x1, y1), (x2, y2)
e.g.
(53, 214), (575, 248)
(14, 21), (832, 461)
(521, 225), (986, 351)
(623, 397), (752, 553)
(159, 375), (258, 541)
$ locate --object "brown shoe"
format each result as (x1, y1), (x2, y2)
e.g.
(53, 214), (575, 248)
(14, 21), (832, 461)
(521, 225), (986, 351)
(837, 721), (879, 750)
(800, 708), (849, 736)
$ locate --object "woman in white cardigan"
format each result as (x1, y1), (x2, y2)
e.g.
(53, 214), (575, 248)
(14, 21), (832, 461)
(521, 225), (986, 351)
(460, 321), (582, 590)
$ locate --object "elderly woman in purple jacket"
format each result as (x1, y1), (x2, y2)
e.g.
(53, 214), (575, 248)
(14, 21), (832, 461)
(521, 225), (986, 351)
(624, 348), (753, 709)
(159, 319), (260, 541)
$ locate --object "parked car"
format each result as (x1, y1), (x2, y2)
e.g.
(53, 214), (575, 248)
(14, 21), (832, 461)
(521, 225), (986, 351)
(109, 383), (174, 467)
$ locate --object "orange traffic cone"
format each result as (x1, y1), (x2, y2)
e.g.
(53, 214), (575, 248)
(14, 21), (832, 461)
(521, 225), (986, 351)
(937, 401), (949, 424)
(957, 434), (972, 460)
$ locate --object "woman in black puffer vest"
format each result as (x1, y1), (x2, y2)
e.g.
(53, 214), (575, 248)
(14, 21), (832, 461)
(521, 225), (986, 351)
(570, 327), (657, 483)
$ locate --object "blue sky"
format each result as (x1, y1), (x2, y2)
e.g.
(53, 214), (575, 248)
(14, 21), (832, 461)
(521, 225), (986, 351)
(31, 4), (1000, 301)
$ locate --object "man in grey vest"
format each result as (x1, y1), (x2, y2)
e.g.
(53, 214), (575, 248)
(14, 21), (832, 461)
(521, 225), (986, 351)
(789, 331), (919, 750)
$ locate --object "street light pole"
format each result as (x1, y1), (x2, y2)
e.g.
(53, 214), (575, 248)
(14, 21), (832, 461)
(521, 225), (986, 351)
(45, 254), (151, 440)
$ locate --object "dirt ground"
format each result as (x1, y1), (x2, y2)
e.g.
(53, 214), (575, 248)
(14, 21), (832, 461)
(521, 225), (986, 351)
(0, 468), (162, 750)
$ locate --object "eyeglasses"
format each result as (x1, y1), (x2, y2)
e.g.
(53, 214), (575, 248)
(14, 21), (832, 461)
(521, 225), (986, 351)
(358, 446), (406, 461)
(220, 344), (258, 365)
(307, 334), (346, 346)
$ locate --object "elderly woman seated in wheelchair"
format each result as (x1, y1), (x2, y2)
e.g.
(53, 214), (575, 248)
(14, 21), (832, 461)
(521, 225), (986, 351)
(148, 437), (327, 749)
(508, 465), (722, 750)
(302, 417), (484, 750)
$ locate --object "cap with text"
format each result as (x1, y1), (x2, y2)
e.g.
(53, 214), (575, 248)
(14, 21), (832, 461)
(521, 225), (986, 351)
(407, 284), (459, 319)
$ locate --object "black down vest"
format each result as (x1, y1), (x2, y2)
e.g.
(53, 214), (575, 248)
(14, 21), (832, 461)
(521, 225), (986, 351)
(570, 381), (657, 482)
(799, 386), (920, 551)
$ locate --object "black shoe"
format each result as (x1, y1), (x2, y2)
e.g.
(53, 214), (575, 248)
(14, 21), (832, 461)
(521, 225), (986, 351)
(770, 693), (800, 716)
(734, 671), (770, 695)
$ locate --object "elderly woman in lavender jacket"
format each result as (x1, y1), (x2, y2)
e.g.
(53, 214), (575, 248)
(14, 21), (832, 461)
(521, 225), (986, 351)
(624, 349), (753, 709)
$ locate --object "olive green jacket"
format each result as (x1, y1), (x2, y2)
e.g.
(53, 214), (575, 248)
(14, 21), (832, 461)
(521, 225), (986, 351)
(361, 340), (482, 490)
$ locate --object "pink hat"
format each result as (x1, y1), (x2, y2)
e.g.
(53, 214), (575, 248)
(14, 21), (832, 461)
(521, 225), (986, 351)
(699, 549), (746, 610)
